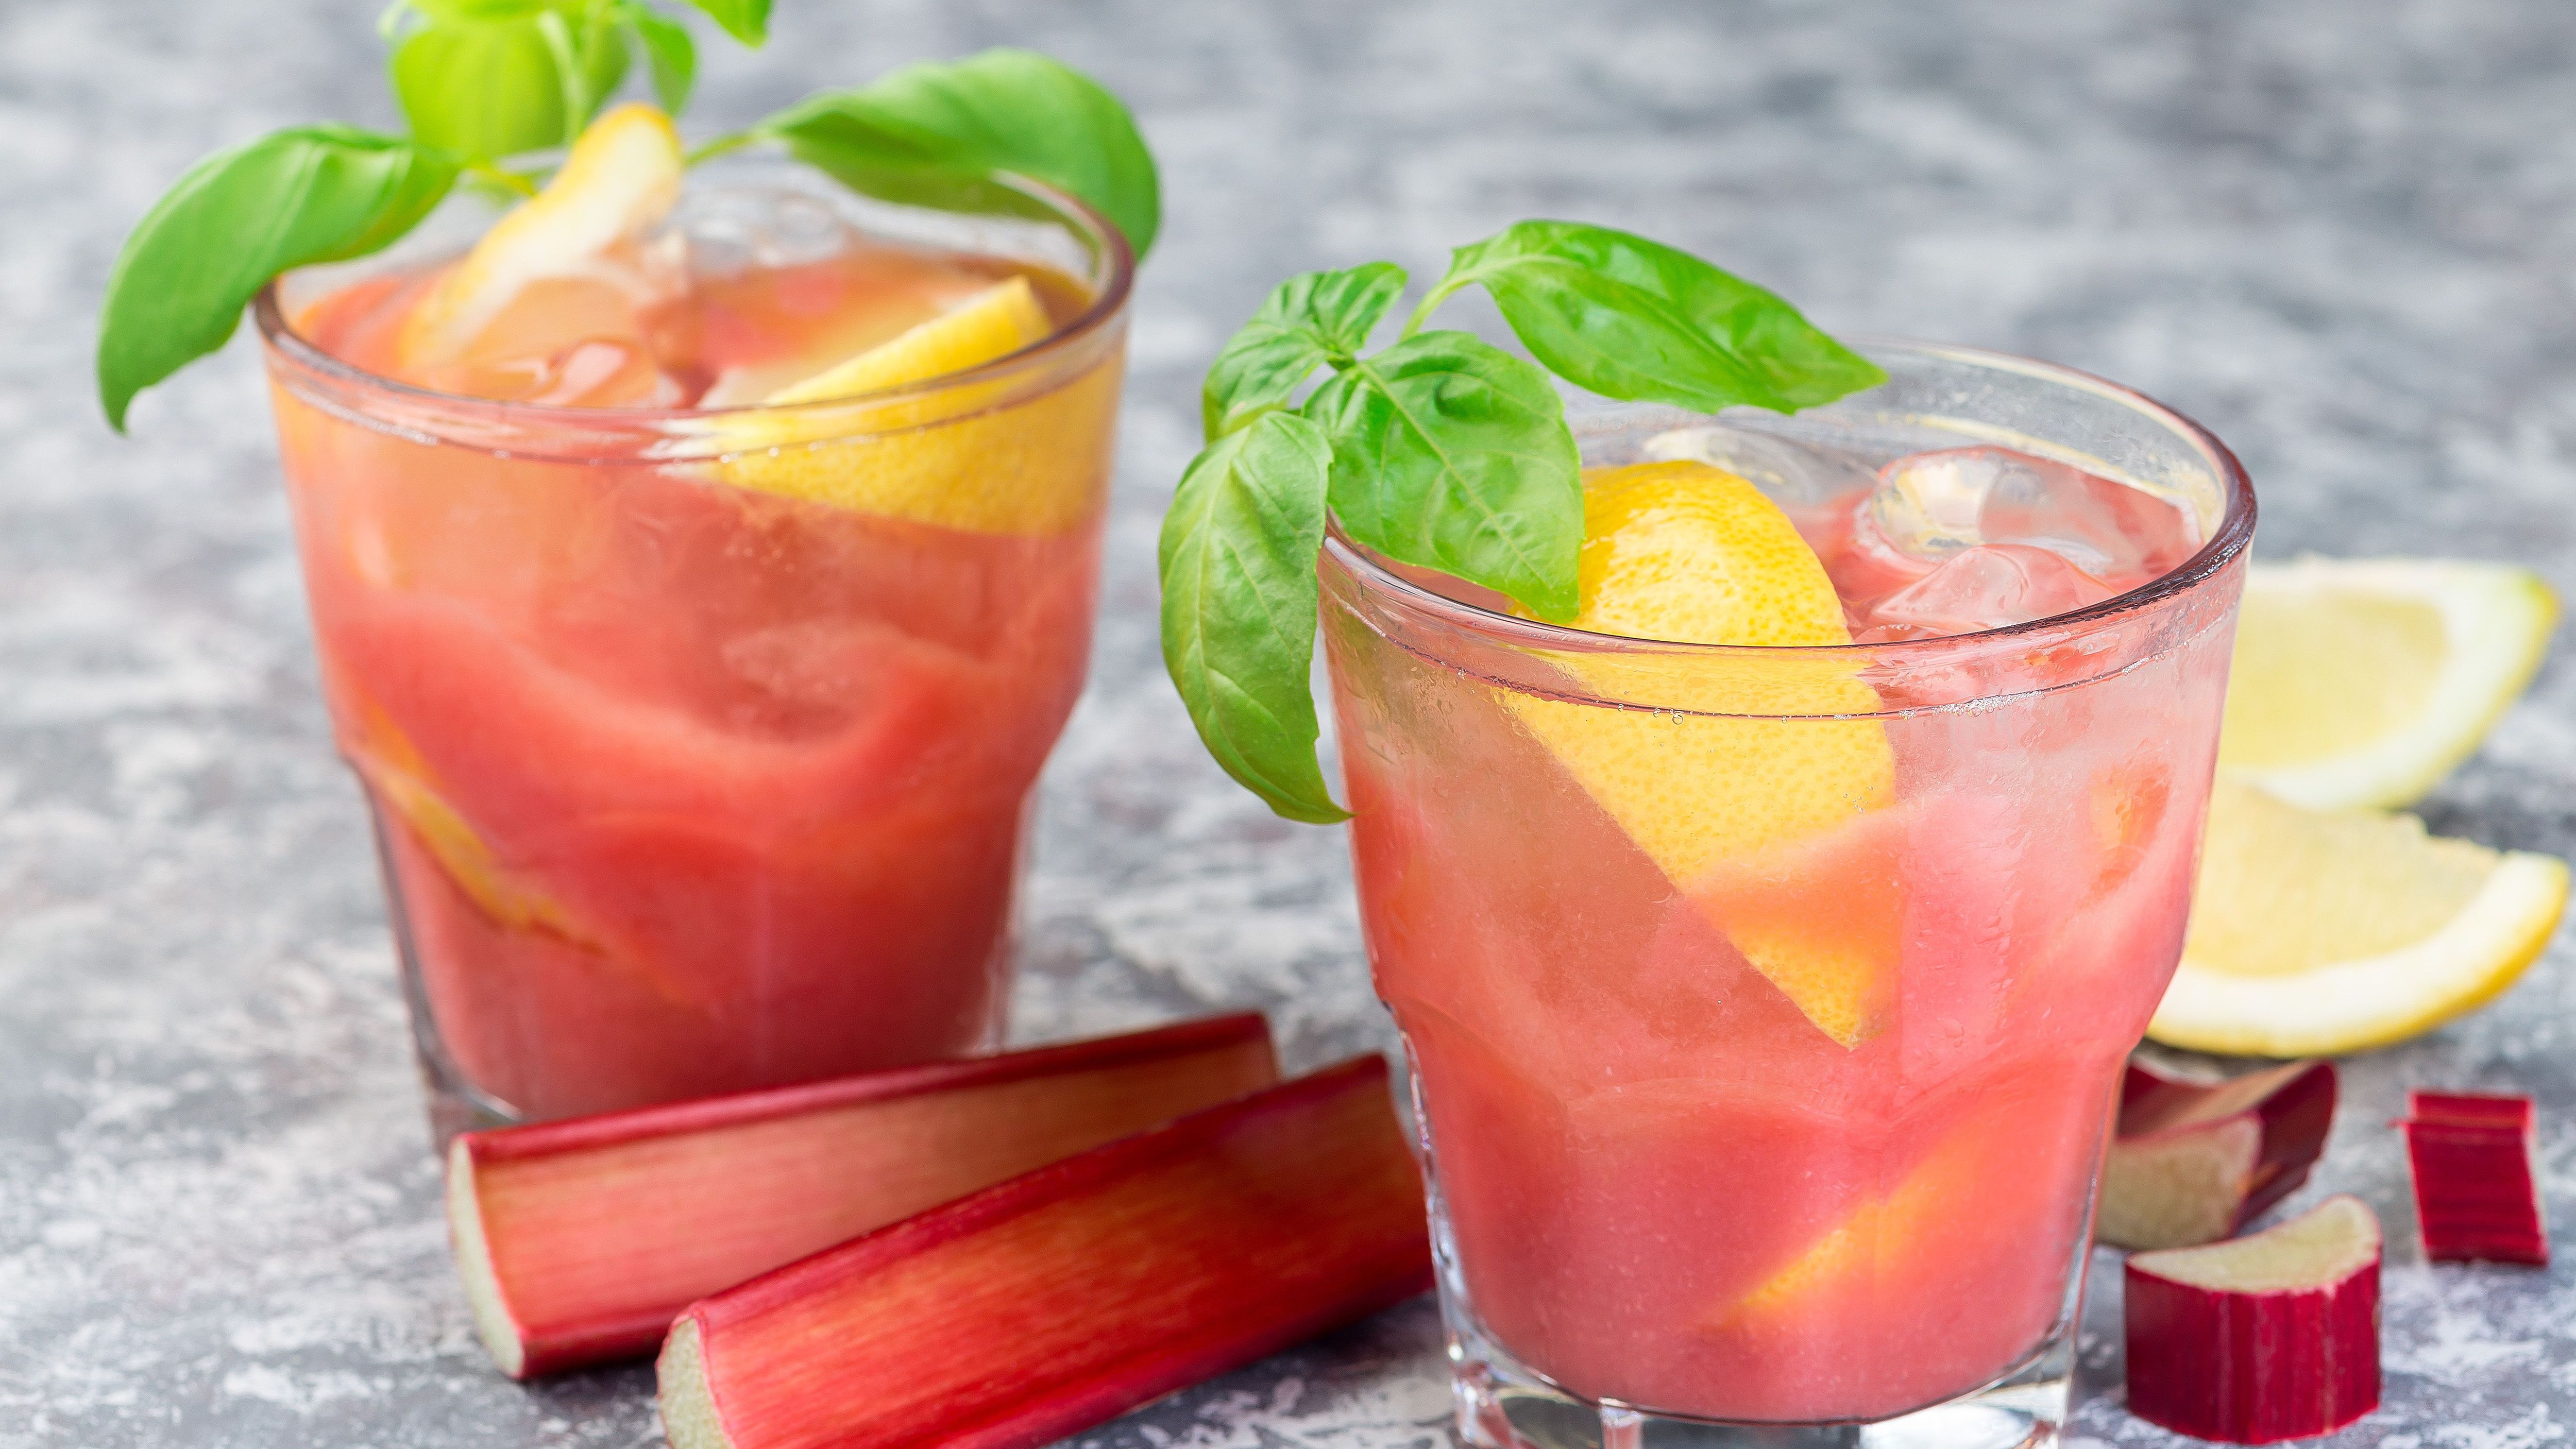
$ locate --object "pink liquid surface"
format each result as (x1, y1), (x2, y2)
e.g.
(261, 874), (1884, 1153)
(269, 235), (1120, 1120)
(1326, 442), (2239, 1421)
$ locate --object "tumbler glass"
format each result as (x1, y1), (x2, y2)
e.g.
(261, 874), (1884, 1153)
(257, 165), (1130, 1134)
(1320, 342), (2253, 1448)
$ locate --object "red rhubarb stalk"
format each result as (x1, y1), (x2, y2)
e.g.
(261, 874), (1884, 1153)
(656, 1054), (1432, 1449)
(2399, 1090), (2549, 1266)
(2124, 1194), (2382, 1444)
(2097, 1058), (2337, 1251)
(450, 1014), (1278, 1377)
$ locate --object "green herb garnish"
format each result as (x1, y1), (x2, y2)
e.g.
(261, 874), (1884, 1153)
(98, 2), (1156, 431)
(1160, 223), (1886, 823)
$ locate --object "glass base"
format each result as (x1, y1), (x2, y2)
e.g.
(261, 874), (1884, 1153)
(1447, 1307), (2073, 1449)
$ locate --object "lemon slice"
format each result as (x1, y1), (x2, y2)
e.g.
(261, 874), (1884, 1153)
(1509, 462), (1897, 1045)
(709, 275), (1112, 535)
(399, 103), (684, 367)
(2218, 557), (2557, 810)
(2148, 781), (2567, 1055)
(763, 275), (1049, 406)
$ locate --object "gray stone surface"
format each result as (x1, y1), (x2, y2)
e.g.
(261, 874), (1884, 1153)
(6, 0), (2575, 1444)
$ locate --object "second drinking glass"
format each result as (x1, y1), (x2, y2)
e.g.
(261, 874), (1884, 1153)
(258, 163), (1131, 1131)
(1322, 342), (2254, 1446)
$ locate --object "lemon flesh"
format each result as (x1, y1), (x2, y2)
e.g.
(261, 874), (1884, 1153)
(1510, 461), (1896, 1045)
(711, 276), (1110, 535)
(765, 275), (1050, 406)
(399, 103), (684, 367)
(1710, 1112), (1992, 1328)
(2218, 557), (2558, 809)
(2149, 781), (2568, 1055)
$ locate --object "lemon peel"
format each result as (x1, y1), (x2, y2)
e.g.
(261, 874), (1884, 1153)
(2148, 781), (2568, 1055)
(398, 103), (684, 367)
(2219, 557), (2558, 810)
(708, 276), (1113, 535)
(1509, 461), (1897, 1045)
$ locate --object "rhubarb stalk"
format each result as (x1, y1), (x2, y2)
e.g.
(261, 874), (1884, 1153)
(450, 1014), (1278, 1377)
(2399, 1090), (2549, 1266)
(656, 1054), (1432, 1449)
(2097, 1058), (2337, 1251)
(2124, 1194), (2381, 1444)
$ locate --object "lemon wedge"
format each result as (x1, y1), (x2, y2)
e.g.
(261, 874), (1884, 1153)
(763, 275), (1049, 406)
(709, 275), (1113, 535)
(1709, 1110), (1994, 1329)
(399, 103), (684, 367)
(2148, 781), (2567, 1055)
(2218, 557), (2557, 810)
(1510, 462), (1897, 1045)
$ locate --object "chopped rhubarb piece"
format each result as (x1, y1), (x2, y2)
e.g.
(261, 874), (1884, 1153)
(656, 1055), (1432, 1449)
(450, 1014), (1278, 1377)
(2125, 1194), (2382, 1444)
(2097, 1058), (2337, 1251)
(2399, 1090), (2549, 1266)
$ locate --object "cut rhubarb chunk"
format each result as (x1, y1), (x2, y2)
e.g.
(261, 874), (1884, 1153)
(656, 1055), (1432, 1449)
(450, 1014), (1278, 1377)
(2125, 1194), (2382, 1444)
(2399, 1090), (2549, 1266)
(2097, 1058), (2337, 1250)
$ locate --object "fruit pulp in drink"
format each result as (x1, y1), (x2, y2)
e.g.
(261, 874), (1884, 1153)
(267, 222), (1122, 1121)
(1324, 431), (2241, 1422)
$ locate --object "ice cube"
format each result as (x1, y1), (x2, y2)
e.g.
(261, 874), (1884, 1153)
(673, 189), (867, 277)
(1854, 543), (2119, 640)
(1856, 448), (2199, 589)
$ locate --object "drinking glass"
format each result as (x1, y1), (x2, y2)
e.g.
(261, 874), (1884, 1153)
(1320, 342), (2253, 1449)
(257, 165), (1131, 1135)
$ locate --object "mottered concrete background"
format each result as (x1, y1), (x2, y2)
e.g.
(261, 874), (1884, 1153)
(6, 2), (2575, 1444)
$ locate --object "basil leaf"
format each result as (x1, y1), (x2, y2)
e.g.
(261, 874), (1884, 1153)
(676, 0), (766, 44)
(1202, 262), (1407, 440)
(626, 4), (696, 114)
(534, 4), (633, 139)
(1434, 220), (1886, 414)
(1158, 411), (1348, 824)
(96, 127), (459, 431)
(1305, 330), (1583, 621)
(760, 48), (1160, 258)
(392, 2), (629, 156)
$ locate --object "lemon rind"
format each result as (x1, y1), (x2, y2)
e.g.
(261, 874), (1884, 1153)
(2222, 558), (2558, 811)
(2147, 849), (2568, 1055)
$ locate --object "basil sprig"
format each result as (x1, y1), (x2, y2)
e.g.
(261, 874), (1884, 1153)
(97, 128), (463, 432)
(379, 0), (763, 163)
(98, 19), (1154, 430)
(758, 49), (1159, 261)
(1160, 223), (1885, 822)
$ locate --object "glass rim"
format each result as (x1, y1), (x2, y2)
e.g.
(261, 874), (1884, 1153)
(251, 167), (1137, 432)
(1320, 336), (2257, 659)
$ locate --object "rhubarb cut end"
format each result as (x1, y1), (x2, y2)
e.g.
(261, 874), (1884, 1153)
(2099, 1058), (2338, 1252)
(445, 1137), (530, 1379)
(2098, 1116), (2263, 1252)
(658, 1317), (732, 1449)
(2130, 1194), (2381, 1292)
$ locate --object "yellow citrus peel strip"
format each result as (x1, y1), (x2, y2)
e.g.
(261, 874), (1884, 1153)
(398, 103), (684, 368)
(1508, 461), (1897, 1045)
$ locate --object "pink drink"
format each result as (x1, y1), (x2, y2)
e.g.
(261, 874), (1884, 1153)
(258, 173), (1129, 1127)
(1321, 347), (2253, 1438)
